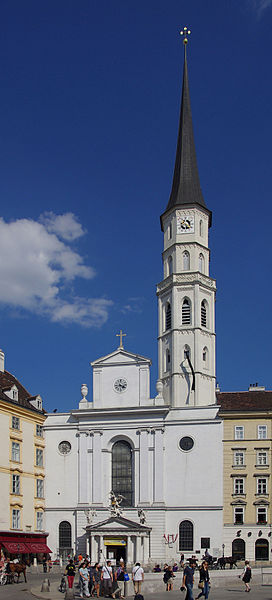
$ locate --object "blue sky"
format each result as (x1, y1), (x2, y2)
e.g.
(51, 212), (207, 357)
(0, 0), (272, 411)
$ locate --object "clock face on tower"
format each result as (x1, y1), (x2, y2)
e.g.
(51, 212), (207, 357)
(177, 215), (195, 234)
(113, 378), (128, 393)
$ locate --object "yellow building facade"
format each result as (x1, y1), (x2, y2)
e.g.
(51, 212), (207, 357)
(0, 349), (49, 558)
(218, 387), (272, 563)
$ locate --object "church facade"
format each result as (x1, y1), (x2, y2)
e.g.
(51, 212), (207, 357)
(44, 36), (223, 566)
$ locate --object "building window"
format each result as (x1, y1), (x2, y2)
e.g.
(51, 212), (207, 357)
(168, 223), (172, 240)
(59, 521), (72, 553)
(183, 251), (190, 271)
(257, 478), (267, 495)
(257, 506), (267, 524)
(257, 451), (268, 466)
(234, 478), (245, 495)
(11, 442), (20, 462)
(201, 300), (207, 327)
(232, 538), (245, 561)
(184, 345), (191, 361)
(258, 425), (267, 440)
(165, 303), (171, 330)
(235, 426), (244, 440)
(179, 520), (193, 551)
(13, 389), (18, 400)
(112, 441), (133, 507)
(182, 298), (191, 325)
(12, 474), (20, 494)
(36, 448), (43, 467)
(234, 506), (244, 524)
(12, 416), (20, 430)
(36, 512), (43, 530)
(234, 451), (245, 466)
(36, 425), (43, 437)
(36, 479), (44, 498)
(202, 347), (208, 365)
(168, 256), (173, 276)
(12, 509), (20, 529)
(255, 538), (269, 561)
(199, 253), (204, 273)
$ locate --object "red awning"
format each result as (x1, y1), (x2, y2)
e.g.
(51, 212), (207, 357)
(25, 543), (52, 554)
(2, 542), (30, 553)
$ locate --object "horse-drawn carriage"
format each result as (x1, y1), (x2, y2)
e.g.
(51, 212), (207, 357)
(0, 561), (28, 585)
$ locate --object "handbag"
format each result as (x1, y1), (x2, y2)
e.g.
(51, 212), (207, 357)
(124, 573), (130, 581)
(198, 581), (204, 589)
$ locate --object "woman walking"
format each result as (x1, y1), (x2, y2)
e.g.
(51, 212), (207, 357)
(196, 561), (210, 600)
(239, 561), (252, 592)
(164, 565), (175, 591)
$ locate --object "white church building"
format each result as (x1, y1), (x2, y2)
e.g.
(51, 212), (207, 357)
(44, 36), (223, 567)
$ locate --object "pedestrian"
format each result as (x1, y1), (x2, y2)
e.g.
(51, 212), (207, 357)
(182, 560), (196, 600)
(132, 562), (144, 594)
(65, 558), (76, 589)
(173, 563), (178, 572)
(153, 564), (161, 572)
(79, 561), (90, 598)
(180, 554), (184, 568)
(92, 563), (101, 597)
(114, 562), (126, 598)
(196, 561), (210, 600)
(239, 560), (252, 593)
(42, 556), (47, 573)
(163, 565), (175, 591)
(101, 560), (113, 597)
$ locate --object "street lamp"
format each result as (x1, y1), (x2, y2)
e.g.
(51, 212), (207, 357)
(222, 543), (225, 558)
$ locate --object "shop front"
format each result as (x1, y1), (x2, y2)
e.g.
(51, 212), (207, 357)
(0, 531), (51, 564)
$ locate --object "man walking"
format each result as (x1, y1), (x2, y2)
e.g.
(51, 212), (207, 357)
(182, 560), (196, 600)
(132, 562), (144, 594)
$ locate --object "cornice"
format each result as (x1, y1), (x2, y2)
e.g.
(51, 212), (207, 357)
(157, 272), (216, 294)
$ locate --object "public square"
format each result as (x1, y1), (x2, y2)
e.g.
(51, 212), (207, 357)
(1, 568), (272, 600)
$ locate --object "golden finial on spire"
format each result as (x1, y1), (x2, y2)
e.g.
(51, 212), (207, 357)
(180, 26), (191, 45)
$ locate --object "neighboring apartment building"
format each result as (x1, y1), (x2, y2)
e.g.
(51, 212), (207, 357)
(218, 386), (272, 563)
(0, 349), (50, 558)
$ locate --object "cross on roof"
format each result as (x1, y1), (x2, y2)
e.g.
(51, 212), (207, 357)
(116, 330), (126, 349)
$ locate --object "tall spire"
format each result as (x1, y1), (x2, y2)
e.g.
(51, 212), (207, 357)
(164, 28), (209, 217)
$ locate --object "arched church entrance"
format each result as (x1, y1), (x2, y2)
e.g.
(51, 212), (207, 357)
(255, 538), (269, 561)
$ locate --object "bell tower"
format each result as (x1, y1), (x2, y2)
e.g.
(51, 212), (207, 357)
(157, 28), (216, 407)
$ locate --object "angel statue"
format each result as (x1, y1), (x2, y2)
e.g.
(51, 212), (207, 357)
(138, 509), (146, 524)
(109, 490), (126, 516)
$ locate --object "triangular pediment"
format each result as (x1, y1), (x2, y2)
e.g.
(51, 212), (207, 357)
(86, 515), (151, 533)
(91, 349), (151, 368)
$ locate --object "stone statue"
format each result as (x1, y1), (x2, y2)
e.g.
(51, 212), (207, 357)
(109, 490), (125, 516)
(138, 509), (146, 524)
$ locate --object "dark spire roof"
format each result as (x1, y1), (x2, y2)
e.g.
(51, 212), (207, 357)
(161, 44), (211, 225)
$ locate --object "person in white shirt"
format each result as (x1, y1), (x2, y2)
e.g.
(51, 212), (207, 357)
(132, 562), (144, 594)
(101, 560), (113, 597)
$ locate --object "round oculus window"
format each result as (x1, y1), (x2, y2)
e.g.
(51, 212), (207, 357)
(179, 436), (194, 452)
(58, 441), (71, 455)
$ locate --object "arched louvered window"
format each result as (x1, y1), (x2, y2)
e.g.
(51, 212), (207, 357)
(199, 253), (204, 273)
(201, 300), (207, 328)
(182, 298), (191, 325)
(166, 303), (171, 330)
(168, 256), (173, 275)
(199, 220), (203, 236)
(179, 520), (193, 551)
(112, 441), (133, 507)
(59, 521), (72, 550)
(183, 251), (190, 271)
(165, 349), (171, 370)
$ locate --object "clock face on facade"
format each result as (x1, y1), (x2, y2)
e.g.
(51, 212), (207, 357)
(113, 378), (128, 393)
(58, 441), (71, 455)
(177, 215), (195, 234)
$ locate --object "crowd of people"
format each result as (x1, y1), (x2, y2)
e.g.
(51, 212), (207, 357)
(58, 552), (252, 599)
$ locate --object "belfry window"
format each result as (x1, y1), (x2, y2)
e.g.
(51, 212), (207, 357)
(201, 300), (207, 327)
(183, 251), (190, 271)
(168, 256), (173, 276)
(199, 253), (204, 273)
(203, 347), (208, 365)
(112, 441), (133, 506)
(199, 220), (203, 236)
(166, 303), (172, 330)
(182, 298), (191, 325)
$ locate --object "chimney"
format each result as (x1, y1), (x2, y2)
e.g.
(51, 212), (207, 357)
(0, 349), (4, 373)
(248, 383), (266, 391)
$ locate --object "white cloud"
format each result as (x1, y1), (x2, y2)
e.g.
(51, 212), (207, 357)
(0, 213), (112, 327)
(248, 0), (272, 17)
